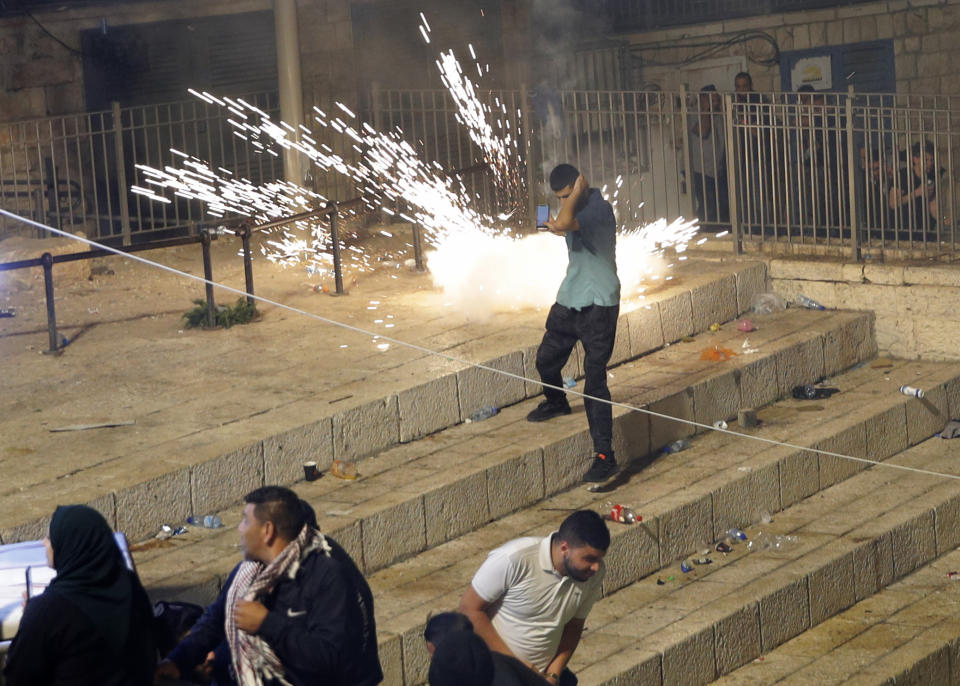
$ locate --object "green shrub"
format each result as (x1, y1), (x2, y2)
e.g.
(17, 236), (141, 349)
(182, 298), (258, 329)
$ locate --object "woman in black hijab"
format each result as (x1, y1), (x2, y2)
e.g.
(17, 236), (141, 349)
(4, 505), (157, 686)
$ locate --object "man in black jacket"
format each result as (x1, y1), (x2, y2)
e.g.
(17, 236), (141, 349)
(155, 486), (381, 686)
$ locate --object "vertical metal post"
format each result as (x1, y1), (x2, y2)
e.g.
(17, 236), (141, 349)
(240, 225), (255, 306)
(111, 101), (132, 246)
(412, 222), (425, 272)
(679, 84), (694, 220)
(41, 253), (59, 353)
(520, 83), (537, 228)
(201, 231), (216, 327)
(845, 86), (861, 261)
(328, 202), (344, 295)
(723, 93), (742, 254)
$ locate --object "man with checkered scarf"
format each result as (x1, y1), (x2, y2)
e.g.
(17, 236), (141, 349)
(156, 486), (382, 686)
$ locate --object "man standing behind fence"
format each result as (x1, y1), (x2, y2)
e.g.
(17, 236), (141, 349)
(526, 164), (620, 484)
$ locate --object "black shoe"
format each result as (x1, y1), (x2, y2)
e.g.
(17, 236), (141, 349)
(583, 452), (618, 482)
(526, 398), (572, 422)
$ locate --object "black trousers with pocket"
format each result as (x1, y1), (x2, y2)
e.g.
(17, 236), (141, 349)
(535, 303), (619, 455)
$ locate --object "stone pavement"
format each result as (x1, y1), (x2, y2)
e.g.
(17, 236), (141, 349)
(0, 230), (763, 544)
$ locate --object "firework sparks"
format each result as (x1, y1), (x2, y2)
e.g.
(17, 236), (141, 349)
(133, 13), (701, 309)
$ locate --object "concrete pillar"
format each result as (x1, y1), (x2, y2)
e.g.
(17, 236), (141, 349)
(274, 0), (304, 185)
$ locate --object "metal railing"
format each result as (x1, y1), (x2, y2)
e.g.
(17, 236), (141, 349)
(0, 91), (281, 244)
(6, 84), (960, 261)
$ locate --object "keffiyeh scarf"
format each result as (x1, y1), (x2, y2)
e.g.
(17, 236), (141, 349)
(225, 525), (331, 686)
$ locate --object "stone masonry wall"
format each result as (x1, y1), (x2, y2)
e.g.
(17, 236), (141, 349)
(768, 257), (960, 361)
(622, 0), (960, 95)
(0, 0), (357, 122)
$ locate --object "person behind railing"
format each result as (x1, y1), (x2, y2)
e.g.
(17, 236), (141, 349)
(3, 505), (157, 686)
(688, 85), (728, 225)
(889, 140), (941, 241)
(792, 85), (845, 236)
(859, 146), (894, 239)
(733, 72), (772, 234)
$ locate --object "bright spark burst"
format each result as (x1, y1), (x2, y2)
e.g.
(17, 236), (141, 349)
(133, 13), (700, 310)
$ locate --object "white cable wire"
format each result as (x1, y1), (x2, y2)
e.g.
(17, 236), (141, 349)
(3, 207), (958, 482)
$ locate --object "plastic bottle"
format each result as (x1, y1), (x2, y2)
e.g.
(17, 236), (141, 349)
(609, 504), (639, 524)
(899, 385), (925, 399)
(663, 439), (691, 454)
(796, 294), (826, 310)
(563, 377), (576, 388)
(187, 515), (223, 529)
(330, 460), (358, 480)
(468, 406), (499, 423)
(726, 528), (748, 541)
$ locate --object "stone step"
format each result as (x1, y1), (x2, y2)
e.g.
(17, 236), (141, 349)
(131, 306), (876, 604)
(1, 260), (766, 545)
(357, 358), (959, 686)
(568, 430), (960, 686)
(709, 546), (960, 685)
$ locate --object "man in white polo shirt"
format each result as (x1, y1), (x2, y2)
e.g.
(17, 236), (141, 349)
(458, 510), (609, 686)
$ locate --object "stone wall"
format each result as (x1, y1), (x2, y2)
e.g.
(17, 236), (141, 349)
(622, 0), (959, 95)
(767, 257), (960, 361)
(0, 0), (360, 122)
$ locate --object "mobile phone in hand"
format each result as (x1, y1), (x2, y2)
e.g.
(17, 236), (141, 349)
(536, 204), (550, 230)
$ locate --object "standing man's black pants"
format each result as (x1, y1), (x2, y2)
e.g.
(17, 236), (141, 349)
(535, 303), (619, 455)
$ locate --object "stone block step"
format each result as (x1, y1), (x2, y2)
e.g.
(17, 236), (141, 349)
(0, 260), (766, 545)
(710, 547), (960, 685)
(133, 348), (957, 684)
(569, 431), (960, 686)
(131, 307), (876, 604)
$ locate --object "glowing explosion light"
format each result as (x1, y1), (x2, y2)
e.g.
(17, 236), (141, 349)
(133, 15), (701, 319)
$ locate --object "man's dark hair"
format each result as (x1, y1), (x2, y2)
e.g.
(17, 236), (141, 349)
(734, 71), (753, 86)
(245, 486), (305, 541)
(428, 631), (494, 686)
(700, 84), (717, 92)
(424, 612), (474, 645)
(557, 510), (610, 551)
(549, 163), (580, 192)
(796, 84), (815, 93)
(912, 140), (935, 158)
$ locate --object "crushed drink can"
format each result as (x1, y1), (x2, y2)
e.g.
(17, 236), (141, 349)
(899, 385), (924, 399)
(610, 504), (639, 524)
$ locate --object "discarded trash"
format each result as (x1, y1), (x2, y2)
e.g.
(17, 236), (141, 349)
(330, 460), (358, 480)
(899, 385), (925, 399)
(303, 461), (321, 482)
(187, 515), (223, 529)
(726, 528), (748, 541)
(663, 439), (691, 454)
(716, 542), (732, 553)
(610, 504), (640, 524)
(750, 292), (786, 315)
(709, 322), (721, 332)
(680, 559), (694, 573)
(760, 511), (774, 524)
(792, 384), (817, 400)
(738, 408), (759, 428)
(741, 338), (759, 354)
(467, 406), (499, 423)
(563, 376), (576, 388)
(155, 525), (187, 540)
(657, 578), (666, 585)
(941, 420), (960, 439)
(737, 466), (753, 472)
(713, 420), (728, 430)
(796, 294), (826, 310)
(50, 420), (136, 433)
(700, 345), (737, 361)
(948, 571), (960, 580)
(748, 532), (797, 552)
(692, 556), (712, 565)
(736, 319), (756, 333)
(0, 308), (14, 318)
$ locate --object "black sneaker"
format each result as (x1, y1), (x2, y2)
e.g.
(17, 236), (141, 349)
(583, 452), (618, 483)
(526, 398), (572, 423)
